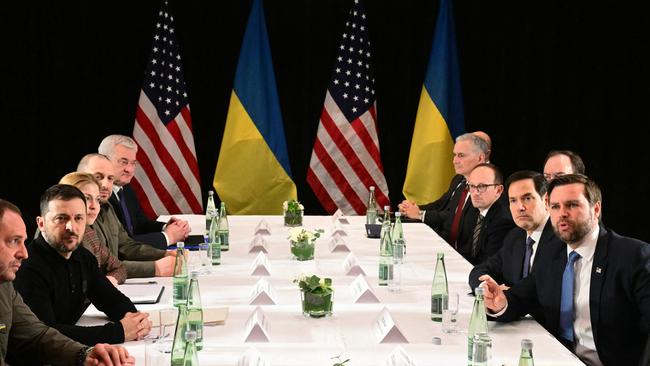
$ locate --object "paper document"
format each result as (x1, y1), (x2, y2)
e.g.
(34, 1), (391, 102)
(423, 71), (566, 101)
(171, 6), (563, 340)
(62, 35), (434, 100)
(117, 283), (165, 304)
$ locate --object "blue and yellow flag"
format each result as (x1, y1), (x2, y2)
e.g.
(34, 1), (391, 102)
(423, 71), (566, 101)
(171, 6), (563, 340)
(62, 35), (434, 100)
(214, 0), (296, 214)
(402, 0), (465, 204)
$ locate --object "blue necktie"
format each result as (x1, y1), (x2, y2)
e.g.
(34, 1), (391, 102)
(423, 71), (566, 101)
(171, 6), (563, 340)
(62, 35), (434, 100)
(559, 250), (581, 342)
(522, 237), (535, 278)
(118, 189), (134, 235)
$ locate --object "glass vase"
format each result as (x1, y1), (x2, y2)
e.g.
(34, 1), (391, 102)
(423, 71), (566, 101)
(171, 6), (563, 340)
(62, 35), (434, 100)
(301, 290), (333, 318)
(284, 209), (303, 227)
(290, 239), (314, 261)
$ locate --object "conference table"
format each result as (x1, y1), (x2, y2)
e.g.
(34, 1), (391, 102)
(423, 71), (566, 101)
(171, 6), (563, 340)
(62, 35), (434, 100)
(81, 215), (584, 365)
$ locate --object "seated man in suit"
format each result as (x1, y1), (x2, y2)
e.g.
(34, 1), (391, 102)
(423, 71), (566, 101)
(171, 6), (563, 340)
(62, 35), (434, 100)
(98, 135), (190, 249)
(14, 185), (152, 346)
(469, 170), (564, 292)
(481, 174), (650, 366)
(78, 153), (175, 278)
(0, 198), (134, 365)
(446, 163), (514, 265)
(542, 150), (585, 181)
(399, 132), (489, 232)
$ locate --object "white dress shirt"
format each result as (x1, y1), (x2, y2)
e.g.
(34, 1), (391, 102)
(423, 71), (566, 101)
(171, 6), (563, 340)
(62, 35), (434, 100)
(527, 215), (550, 269)
(568, 226), (603, 366)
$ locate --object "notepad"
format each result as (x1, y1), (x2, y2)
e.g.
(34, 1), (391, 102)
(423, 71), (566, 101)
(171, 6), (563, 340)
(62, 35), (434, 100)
(117, 283), (165, 304)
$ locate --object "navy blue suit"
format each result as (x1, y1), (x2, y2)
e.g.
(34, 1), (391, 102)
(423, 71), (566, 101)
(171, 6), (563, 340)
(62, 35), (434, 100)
(468, 219), (563, 291)
(496, 227), (650, 366)
(109, 185), (167, 249)
(418, 174), (466, 232)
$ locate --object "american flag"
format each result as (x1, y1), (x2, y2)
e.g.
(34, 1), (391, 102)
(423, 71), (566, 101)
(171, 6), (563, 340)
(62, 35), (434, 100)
(131, 0), (203, 217)
(307, 0), (390, 215)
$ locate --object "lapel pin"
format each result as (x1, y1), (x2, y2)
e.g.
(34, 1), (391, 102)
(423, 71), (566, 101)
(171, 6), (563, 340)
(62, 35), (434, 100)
(595, 267), (602, 274)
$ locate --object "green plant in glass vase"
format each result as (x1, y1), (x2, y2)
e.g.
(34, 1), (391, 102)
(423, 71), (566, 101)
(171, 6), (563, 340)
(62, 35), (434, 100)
(283, 199), (304, 227)
(288, 227), (323, 261)
(294, 274), (334, 318)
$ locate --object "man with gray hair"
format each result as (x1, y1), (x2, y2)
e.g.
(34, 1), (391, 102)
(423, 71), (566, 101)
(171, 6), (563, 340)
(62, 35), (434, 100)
(98, 135), (190, 249)
(399, 132), (489, 234)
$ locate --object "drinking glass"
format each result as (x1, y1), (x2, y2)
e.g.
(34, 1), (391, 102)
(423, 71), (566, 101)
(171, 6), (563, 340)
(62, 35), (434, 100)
(442, 291), (459, 333)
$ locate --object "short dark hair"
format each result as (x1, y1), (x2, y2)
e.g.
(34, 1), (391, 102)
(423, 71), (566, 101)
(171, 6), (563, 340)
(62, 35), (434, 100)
(39, 184), (87, 216)
(0, 199), (21, 221)
(472, 163), (504, 184)
(506, 170), (548, 197)
(548, 174), (601, 206)
(544, 150), (586, 175)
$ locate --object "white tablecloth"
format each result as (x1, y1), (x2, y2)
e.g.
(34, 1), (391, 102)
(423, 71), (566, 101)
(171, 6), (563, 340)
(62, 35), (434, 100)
(81, 215), (584, 365)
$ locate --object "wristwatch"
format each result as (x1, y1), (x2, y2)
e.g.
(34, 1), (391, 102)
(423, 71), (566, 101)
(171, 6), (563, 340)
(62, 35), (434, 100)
(77, 346), (94, 366)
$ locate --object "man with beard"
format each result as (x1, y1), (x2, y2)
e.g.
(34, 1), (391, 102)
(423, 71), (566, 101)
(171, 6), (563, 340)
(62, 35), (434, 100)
(14, 185), (152, 346)
(480, 174), (650, 366)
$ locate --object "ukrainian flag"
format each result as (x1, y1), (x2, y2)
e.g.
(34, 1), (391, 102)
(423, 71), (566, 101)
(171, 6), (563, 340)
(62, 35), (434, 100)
(214, 0), (297, 214)
(402, 0), (465, 204)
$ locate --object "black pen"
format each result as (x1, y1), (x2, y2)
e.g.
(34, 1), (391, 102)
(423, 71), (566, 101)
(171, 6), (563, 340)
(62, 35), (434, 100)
(125, 281), (158, 285)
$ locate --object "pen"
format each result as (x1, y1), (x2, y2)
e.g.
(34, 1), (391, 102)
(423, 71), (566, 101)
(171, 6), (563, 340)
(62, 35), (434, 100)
(125, 281), (158, 285)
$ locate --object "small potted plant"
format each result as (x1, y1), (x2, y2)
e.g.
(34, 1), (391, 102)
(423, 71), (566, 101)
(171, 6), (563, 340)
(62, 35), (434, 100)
(283, 199), (304, 227)
(288, 227), (323, 261)
(294, 274), (334, 318)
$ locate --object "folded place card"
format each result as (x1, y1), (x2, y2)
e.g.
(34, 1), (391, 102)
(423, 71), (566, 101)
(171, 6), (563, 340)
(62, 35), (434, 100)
(384, 346), (416, 366)
(237, 348), (270, 366)
(329, 234), (351, 253)
(331, 209), (350, 225)
(249, 234), (269, 253)
(331, 221), (348, 237)
(244, 306), (270, 342)
(349, 274), (380, 303)
(250, 252), (271, 276)
(203, 307), (229, 326)
(343, 253), (366, 276)
(249, 278), (277, 305)
(373, 307), (408, 344)
(254, 220), (271, 235)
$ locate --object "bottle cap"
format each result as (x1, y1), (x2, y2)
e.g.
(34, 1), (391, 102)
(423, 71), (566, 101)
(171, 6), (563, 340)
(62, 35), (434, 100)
(384, 205), (390, 211)
(190, 271), (199, 279)
(521, 338), (533, 350)
(177, 242), (185, 249)
(431, 337), (441, 345)
(370, 186), (375, 190)
(474, 286), (484, 296)
(395, 212), (401, 217)
(436, 252), (444, 259)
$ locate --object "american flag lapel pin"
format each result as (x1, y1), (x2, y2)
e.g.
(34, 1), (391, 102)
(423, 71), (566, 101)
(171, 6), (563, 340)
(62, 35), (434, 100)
(595, 267), (602, 274)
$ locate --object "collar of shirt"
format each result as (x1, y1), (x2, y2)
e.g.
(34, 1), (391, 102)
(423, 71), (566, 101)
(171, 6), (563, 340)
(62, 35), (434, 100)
(566, 224), (599, 261)
(529, 215), (549, 244)
(478, 203), (495, 218)
(112, 185), (123, 200)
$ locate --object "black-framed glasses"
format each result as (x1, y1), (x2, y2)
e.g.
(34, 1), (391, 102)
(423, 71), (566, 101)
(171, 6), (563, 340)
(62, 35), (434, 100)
(466, 183), (500, 193)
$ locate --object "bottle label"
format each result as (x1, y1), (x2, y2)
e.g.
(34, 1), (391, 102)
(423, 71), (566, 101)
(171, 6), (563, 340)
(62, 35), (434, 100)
(173, 277), (188, 305)
(378, 262), (393, 282)
(431, 294), (443, 316)
(219, 232), (230, 250)
(210, 242), (221, 264)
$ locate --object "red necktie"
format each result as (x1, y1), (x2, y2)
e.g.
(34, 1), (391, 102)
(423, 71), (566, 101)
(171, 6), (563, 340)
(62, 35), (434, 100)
(449, 187), (468, 247)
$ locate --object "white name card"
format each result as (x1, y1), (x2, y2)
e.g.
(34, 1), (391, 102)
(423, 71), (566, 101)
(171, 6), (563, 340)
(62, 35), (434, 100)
(349, 274), (380, 303)
(254, 219), (271, 235)
(249, 278), (277, 305)
(331, 221), (348, 237)
(384, 346), (416, 366)
(249, 234), (269, 254)
(250, 252), (271, 276)
(331, 209), (350, 225)
(329, 234), (351, 253)
(343, 253), (366, 276)
(237, 348), (270, 366)
(373, 307), (408, 344)
(244, 306), (270, 342)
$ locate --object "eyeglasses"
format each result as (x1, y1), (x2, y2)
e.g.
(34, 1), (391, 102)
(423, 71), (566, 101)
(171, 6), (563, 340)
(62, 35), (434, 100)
(117, 158), (138, 168)
(466, 183), (500, 193)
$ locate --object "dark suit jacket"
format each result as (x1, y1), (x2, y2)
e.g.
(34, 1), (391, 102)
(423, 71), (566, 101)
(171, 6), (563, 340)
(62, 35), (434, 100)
(468, 219), (563, 290)
(418, 174), (466, 232)
(109, 185), (167, 249)
(497, 227), (650, 366)
(443, 198), (514, 265)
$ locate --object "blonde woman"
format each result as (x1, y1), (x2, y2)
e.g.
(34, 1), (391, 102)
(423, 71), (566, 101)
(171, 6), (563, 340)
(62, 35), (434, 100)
(59, 172), (126, 285)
